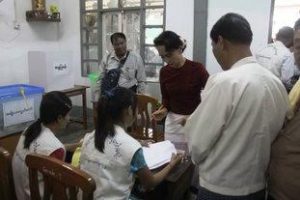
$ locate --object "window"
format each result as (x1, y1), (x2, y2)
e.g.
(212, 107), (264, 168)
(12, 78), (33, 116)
(80, 0), (165, 82)
(271, 0), (300, 39)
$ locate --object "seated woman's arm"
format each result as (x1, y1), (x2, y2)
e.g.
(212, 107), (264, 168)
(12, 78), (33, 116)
(64, 139), (83, 152)
(131, 148), (182, 190)
(50, 148), (65, 160)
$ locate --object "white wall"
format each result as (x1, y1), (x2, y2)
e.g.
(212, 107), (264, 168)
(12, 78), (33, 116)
(0, 0), (81, 85)
(0, 0), (90, 106)
(165, 0), (194, 60)
(272, 0), (300, 38)
(205, 0), (273, 74)
(0, 0), (273, 106)
(0, 0), (44, 85)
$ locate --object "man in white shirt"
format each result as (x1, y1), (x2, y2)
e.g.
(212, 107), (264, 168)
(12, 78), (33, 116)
(185, 13), (289, 200)
(256, 26), (299, 91)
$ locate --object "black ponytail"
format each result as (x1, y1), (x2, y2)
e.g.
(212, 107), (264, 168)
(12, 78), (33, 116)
(23, 119), (42, 149)
(95, 87), (137, 152)
(23, 91), (72, 149)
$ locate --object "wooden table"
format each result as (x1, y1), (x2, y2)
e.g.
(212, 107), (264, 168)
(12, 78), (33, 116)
(0, 132), (21, 154)
(133, 158), (195, 200)
(62, 85), (89, 129)
(164, 159), (194, 200)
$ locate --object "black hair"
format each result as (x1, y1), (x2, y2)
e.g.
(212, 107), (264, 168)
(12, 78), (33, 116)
(153, 30), (186, 52)
(23, 91), (72, 149)
(210, 13), (253, 45)
(276, 26), (294, 48)
(295, 18), (300, 31)
(95, 87), (137, 152)
(110, 32), (127, 44)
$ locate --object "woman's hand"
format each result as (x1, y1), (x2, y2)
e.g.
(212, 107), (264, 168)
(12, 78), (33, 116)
(64, 138), (84, 152)
(136, 152), (183, 190)
(152, 107), (168, 121)
(169, 153), (183, 168)
(138, 139), (155, 147)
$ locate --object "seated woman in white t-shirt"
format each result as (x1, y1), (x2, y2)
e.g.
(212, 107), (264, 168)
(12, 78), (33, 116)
(12, 91), (81, 200)
(80, 87), (182, 200)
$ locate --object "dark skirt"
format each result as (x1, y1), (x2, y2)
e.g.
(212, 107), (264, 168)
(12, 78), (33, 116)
(197, 186), (265, 200)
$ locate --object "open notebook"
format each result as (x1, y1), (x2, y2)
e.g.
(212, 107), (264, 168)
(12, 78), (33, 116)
(142, 140), (177, 169)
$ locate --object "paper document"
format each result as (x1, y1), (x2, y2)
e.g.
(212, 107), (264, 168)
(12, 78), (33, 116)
(142, 140), (177, 169)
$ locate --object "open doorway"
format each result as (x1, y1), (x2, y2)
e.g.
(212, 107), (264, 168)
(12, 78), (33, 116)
(272, 0), (300, 40)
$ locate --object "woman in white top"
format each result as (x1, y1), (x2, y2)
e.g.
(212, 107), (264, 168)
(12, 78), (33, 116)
(12, 91), (80, 200)
(80, 87), (182, 200)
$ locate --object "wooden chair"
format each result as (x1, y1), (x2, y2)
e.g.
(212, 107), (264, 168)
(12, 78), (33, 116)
(131, 94), (164, 142)
(0, 146), (16, 200)
(25, 154), (96, 200)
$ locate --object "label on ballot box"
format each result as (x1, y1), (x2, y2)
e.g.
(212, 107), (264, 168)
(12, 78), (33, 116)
(0, 84), (44, 137)
(3, 98), (35, 127)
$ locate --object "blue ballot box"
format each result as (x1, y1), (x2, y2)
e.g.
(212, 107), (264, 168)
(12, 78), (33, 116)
(0, 84), (44, 137)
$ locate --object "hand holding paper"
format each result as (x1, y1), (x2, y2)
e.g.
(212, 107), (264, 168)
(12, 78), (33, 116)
(142, 140), (179, 169)
(169, 153), (183, 168)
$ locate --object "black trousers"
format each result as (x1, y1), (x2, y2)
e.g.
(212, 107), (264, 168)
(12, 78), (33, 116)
(197, 186), (265, 200)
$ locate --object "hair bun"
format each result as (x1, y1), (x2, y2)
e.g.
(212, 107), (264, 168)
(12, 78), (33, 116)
(179, 36), (187, 52)
(103, 90), (114, 99)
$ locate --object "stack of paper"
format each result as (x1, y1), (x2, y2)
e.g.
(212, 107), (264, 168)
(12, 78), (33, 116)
(142, 140), (177, 169)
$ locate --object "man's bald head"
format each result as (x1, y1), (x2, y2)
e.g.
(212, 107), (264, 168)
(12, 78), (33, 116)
(276, 26), (294, 48)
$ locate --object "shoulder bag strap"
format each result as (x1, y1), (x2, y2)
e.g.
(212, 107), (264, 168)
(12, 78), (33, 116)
(118, 51), (130, 69)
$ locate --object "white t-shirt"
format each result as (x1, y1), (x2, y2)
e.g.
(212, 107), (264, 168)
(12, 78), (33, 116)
(12, 125), (64, 200)
(80, 125), (141, 200)
(256, 41), (297, 84)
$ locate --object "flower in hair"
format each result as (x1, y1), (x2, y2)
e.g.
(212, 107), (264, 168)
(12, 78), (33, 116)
(179, 36), (187, 51)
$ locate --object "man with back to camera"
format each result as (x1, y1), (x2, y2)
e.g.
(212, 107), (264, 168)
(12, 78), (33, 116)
(184, 13), (289, 200)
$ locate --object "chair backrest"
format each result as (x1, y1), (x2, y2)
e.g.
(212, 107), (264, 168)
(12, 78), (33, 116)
(25, 154), (96, 200)
(131, 94), (164, 142)
(0, 146), (16, 200)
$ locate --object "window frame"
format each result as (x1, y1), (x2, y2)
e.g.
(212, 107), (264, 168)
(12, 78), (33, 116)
(80, 0), (166, 82)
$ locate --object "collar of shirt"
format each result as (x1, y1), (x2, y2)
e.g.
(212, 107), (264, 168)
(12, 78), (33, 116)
(231, 56), (257, 69)
(273, 40), (286, 48)
(110, 50), (129, 62)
